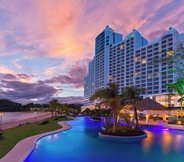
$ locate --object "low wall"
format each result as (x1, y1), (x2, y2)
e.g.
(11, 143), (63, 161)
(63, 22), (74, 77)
(98, 132), (147, 142)
(168, 124), (184, 130)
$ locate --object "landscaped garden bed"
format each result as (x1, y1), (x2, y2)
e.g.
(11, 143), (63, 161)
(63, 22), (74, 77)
(100, 125), (145, 136)
(90, 116), (102, 121)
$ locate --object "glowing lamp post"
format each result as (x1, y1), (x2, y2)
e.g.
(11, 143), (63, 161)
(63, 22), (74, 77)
(34, 112), (37, 122)
(0, 113), (3, 131)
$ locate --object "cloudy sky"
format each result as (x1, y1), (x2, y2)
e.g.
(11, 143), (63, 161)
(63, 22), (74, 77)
(0, 0), (184, 104)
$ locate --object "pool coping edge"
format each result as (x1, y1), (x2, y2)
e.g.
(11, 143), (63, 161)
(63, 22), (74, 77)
(0, 121), (72, 162)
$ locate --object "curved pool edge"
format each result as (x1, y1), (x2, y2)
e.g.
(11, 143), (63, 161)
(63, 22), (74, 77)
(98, 132), (147, 142)
(0, 121), (72, 162)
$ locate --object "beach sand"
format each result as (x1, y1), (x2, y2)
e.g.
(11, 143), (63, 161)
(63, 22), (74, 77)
(0, 112), (72, 162)
(2, 113), (51, 130)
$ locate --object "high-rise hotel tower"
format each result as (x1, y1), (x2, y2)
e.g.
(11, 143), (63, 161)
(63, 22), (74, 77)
(83, 26), (184, 109)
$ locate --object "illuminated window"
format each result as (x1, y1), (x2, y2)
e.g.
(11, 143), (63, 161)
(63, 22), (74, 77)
(92, 83), (94, 86)
(120, 45), (124, 49)
(148, 74), (152, 78)
(135, 72), (140, 77)
(109, 76), (112, 79)
(167, 50), (173, 56)
(135, 57), (140, 61)
(141, 60), (146, 64)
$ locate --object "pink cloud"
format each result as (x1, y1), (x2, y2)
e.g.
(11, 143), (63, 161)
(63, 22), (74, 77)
(0, 0), (184, 104)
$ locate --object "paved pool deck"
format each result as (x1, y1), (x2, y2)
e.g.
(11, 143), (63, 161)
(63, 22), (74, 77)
(0, 121), (71, 162)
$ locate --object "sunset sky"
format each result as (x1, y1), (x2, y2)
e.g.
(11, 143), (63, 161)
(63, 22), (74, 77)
(0, 0), (184, 104)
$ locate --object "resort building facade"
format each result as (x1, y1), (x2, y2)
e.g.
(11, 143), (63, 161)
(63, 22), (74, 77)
(83, 26), (184, 110)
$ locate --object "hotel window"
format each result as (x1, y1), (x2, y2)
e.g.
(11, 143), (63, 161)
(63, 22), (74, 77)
(168, 75), (173, 78)
(162, 81), (166, 84)
(147, 79), (152, 82)
(135, 57), (140, 61)
(141, 60), (146, 64)
(136, 54), (140, 57)
(135, 72), (141, 77)
(153, 78), (159, 81)
(147, 87), (152, 90)
(168, 80), (173, 83)
(167, 50), (173, 56)
(147, 83), (152, 86)
(162, 67), (166, 71)
(168, 42), (173, 46)
(147, 74), (152, 79)
(162, 72), (166, 76)
(147, 70), (152, 74)
(153, 73), (159, 77)
(109, 76), (112, 79)
(153, 90), (159, 94)
(120, 45), (124, 49)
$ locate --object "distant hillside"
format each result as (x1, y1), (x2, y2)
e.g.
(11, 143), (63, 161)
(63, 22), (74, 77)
(0, 99), (84, 112)
(0, 99), (22, 112)
(67, 103), (83, 111)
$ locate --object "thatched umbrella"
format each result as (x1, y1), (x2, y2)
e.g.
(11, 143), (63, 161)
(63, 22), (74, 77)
(130, 97), (168, 110)
(129, 97), (168, 125)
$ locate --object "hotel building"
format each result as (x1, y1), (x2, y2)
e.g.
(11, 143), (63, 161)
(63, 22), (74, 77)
(83, 26), (184, 110)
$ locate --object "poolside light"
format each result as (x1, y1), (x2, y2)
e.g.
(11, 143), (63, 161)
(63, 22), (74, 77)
(0, 113), (3, 131)
(34, 112), (37, 122)
(177, 121), (181, 125)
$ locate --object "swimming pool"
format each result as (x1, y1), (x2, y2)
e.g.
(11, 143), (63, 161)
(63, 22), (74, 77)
(25, 117), (184, 162)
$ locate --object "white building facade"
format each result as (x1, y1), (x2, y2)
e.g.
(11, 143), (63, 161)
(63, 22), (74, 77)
(83, 26), (184, 109)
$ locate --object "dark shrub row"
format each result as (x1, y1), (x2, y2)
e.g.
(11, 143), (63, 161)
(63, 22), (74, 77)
(101, 125), (145, 136)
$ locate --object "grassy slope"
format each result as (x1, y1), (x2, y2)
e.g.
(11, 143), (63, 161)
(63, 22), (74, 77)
(0, 117), (67, 158)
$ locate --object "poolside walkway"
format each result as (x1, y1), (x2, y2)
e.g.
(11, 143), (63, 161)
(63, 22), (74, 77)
(0, 121), (71, 162)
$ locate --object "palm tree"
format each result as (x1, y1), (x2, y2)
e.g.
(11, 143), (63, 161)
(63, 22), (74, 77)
(90, 82), (121, 132)
(49, 99), (59, 117)
(123, 86), (144, 128)
(166, 77), (184, 117)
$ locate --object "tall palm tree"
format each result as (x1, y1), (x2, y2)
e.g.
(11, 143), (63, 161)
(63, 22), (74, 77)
(49, 99), (59, 117)
(166, 77), (184, 117)
(90, 82), (121, 132)
(124, 86), (144, 128)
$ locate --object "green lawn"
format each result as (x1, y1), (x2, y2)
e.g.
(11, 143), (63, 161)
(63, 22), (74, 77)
(0, 117), (68, 158)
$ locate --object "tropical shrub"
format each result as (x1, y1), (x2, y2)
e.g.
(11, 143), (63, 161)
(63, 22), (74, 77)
(101, 125), (145, 136)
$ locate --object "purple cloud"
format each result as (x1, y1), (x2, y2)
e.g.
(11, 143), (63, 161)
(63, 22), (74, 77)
(41, 61), (88, 88)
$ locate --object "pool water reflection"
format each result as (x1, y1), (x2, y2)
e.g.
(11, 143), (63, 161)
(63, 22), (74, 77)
(25, 117), (184, 162)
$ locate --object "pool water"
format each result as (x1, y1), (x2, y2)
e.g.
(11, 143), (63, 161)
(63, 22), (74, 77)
(25, 117), (184, 162)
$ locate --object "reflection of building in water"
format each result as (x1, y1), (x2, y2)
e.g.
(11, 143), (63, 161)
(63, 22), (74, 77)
(161, 131), (172, 154)
(174, 135), (182, 152)
(142, 130), (154, 153)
